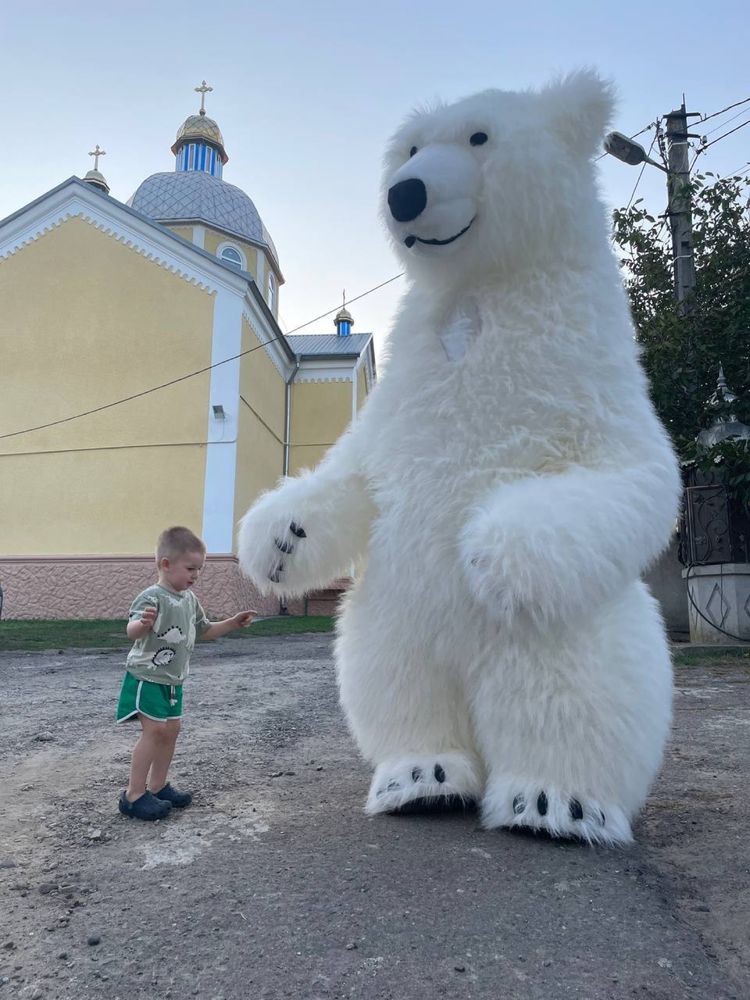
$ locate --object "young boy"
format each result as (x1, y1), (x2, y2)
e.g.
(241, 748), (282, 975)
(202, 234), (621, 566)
(116, 526), (256, 821)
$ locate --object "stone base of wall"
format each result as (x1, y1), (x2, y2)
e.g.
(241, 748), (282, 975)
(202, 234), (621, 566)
(0, 555), (315, 620)
(683, 562), (750, 644)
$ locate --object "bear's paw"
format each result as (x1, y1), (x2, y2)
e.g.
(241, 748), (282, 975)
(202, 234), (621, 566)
(481, 777), (632, 846)
(366, 752), (483, 817)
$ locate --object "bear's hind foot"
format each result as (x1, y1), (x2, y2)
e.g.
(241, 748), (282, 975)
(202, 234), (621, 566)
(481, 777), (632, 846)
(366, 752), (483, 817)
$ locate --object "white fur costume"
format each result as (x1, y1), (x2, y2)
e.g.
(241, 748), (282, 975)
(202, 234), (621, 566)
(238, 73), (680, 845)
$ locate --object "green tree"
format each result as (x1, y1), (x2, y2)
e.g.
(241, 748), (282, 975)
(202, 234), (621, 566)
(612, 171), (750, 464)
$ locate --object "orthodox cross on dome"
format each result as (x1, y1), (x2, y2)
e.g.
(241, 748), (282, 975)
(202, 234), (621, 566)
(88, 144), (106, 170)
(195, 80), (213, 116)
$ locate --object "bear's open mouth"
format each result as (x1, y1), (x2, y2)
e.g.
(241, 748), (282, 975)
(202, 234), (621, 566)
(404, 218), (475, 249)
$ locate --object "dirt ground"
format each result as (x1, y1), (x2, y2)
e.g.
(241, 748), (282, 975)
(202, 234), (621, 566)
(0, 634), (748, 1000)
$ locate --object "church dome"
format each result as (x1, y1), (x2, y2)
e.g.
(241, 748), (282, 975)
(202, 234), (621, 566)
(129, 82), (280, 273)
(171, 114), (228, 165)
(129, 171), (279, 269)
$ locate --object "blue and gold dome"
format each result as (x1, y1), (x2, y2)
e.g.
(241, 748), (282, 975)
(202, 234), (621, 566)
(129, 81), (279, 269)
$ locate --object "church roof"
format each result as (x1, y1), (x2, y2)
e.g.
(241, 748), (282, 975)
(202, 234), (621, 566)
(129, 170), (280, 274)
(286, 333), (373, 358)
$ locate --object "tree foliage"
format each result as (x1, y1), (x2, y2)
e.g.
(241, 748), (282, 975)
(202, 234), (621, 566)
(612, 171), (750, 465)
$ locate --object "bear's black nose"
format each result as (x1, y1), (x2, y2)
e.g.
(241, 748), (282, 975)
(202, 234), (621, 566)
(388, 178), (427, 223)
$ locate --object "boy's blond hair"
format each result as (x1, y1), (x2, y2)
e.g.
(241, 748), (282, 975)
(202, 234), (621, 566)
(156, 526), (206, 562)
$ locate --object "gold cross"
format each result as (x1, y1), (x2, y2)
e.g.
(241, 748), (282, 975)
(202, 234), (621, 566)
(88, 144), (106, 170)
(195, 80), (213, 115)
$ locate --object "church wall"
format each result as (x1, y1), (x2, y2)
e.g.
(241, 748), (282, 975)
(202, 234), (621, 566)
(0, 448), (206, 555)
(233, 316), (286, 528)
(0, 215), (214, 555)
(288, 380), (352, 475)
(357, 366), (367, 411)
(167, 225), (194, 243)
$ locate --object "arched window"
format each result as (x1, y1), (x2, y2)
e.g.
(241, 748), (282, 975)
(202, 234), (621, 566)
(267, 271), (277, 314)
(217, 243), (245, 271)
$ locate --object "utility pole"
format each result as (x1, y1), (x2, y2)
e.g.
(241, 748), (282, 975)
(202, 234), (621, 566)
(664, 101), (701, 314)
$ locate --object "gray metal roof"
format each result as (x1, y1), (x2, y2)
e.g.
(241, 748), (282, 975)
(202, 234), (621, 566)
(286, 333), (373, 358)
(129, 171), (279, 270)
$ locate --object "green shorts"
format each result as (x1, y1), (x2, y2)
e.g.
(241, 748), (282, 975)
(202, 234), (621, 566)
(116, 672), (183, 723)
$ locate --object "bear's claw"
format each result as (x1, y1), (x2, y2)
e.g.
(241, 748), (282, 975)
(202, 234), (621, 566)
(266, 522), (307, 580)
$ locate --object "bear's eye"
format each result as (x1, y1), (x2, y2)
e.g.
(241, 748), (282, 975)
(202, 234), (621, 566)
(470, 132), (488, 146)
(409, 146), (418, 157)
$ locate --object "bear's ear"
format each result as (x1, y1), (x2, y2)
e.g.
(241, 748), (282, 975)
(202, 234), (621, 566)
(542, 69), (615, 157)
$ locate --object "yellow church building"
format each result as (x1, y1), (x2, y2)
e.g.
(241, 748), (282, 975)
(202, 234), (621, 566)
(0, 85), (375, 619)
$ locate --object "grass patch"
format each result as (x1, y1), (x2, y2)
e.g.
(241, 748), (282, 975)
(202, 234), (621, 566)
(673, 645), (750, 667)
(0, 616), (334, 651)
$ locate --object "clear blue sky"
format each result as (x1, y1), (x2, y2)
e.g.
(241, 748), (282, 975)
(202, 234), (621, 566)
(3, 1), (748, 351)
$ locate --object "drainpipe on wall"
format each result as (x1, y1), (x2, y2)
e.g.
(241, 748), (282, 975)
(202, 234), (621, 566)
(279, 359), (300, 615)
(283, 359), (300, 478)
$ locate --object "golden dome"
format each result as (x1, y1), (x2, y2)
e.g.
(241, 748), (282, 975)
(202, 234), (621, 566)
(171, 112), (228, 164)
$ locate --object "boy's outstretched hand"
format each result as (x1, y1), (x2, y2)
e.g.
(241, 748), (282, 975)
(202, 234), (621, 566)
(233, 610), (258, 628)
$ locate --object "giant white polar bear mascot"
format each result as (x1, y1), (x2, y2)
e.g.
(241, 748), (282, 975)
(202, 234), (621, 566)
(239, 72), (680, 845)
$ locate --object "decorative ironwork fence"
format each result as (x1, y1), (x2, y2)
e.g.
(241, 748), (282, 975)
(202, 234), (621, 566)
(679, 466), (750, 566)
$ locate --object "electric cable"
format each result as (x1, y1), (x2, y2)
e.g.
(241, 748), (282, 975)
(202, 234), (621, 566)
(697, 95), (750, 126)
(699, 104), (750, 138)
(725, 160), (750, 177)
(0, 272), (404, 443)
(624, 134), (658, 212)
(699, 116), (750, 152)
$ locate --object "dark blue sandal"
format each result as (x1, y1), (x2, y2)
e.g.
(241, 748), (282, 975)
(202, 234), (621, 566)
(153, 782), (192, 808)
(118, 790), (171, 821)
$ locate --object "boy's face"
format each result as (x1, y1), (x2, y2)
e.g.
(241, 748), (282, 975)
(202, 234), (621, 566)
(158, 550), (206, 592)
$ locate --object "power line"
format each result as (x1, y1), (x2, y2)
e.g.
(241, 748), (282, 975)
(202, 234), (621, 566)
(699, 115), (750, 152)
(240, 394), (283, 445)
(0, 272), (404, 443)
(699, 104), (750, 138)
(697, 95), (750, 126)
(2, 435), (339, 459)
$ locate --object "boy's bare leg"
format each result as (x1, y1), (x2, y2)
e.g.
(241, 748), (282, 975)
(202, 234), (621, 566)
(148, 719), (181, 794)
(126, 715), (177, 801)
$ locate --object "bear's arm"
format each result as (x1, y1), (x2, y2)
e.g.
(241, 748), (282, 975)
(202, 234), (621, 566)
(460, 436), (681, 626)
(237, 423), (375, 597)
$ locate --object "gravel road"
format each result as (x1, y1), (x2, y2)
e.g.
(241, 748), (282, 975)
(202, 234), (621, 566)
(0, 635), (748, 999)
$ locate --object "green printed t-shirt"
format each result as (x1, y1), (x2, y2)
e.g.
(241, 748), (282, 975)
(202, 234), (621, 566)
(126, 584), (211, 685)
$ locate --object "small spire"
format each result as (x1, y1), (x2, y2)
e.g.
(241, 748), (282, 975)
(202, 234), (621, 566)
(697, 364), (749, 447)
(195, 79), (213, 117)
(708, 364), (738, 410)
(334, 291), (354, 337)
